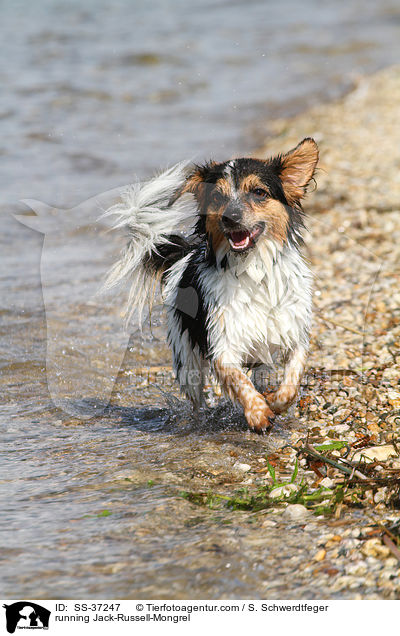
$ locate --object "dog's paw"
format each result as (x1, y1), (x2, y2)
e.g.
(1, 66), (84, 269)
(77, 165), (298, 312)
(265, 390), (296, 415)
(245, 397), (275, 435)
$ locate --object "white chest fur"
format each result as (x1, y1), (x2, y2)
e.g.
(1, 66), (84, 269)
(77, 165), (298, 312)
(200, 240), (312, 366)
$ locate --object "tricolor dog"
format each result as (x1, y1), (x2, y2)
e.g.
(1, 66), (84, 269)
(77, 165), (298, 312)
(105, 138), (318, 433)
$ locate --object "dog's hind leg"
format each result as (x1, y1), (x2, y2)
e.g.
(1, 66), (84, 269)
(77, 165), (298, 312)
(214, 360), (275, 434)
(264, 344), (307, 415)
(170, 328), (206, 411)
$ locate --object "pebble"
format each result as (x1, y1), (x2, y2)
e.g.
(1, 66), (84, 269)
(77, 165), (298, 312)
(234, 463), (251, 472)
(342, 538), (361, 550)
(303, 523), (318, 532)
(331, 576), (361, 592)
(332, 424), (350, 433)
(314, 549), (326, 562)
(325, 535), (342, 548)
(352, 446), (398, 463)
(373, 487), (388, 504)
(269, 483), (298, 499)
(346, 562), (368, 576)
(385, 558), (399, 569)
(319, 477), (335, 489)
(282, 504), (311, 521)
(382, 368), (400, 382)
(262, 519), (277, 528)
(365, 556), (385, 571)
(361, 539), (391, 559)
(387, 390), (400, 408)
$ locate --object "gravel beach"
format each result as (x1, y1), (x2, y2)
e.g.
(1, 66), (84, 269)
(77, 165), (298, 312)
(246, 65), (400, 597)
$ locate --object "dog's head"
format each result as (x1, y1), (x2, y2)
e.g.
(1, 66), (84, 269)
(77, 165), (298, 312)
(177, 138), (318, 255)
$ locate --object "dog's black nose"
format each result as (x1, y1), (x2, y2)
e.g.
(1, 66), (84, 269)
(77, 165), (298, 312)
(221, 205), (243, 229)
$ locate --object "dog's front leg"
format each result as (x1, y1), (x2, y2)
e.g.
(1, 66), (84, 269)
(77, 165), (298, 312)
(265, 344), (307, 414)
(214, 360), (275, 434)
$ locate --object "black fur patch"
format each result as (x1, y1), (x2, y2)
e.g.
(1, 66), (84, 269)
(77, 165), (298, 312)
(143, 234), (191, 274)
(169, 247), (209, 358)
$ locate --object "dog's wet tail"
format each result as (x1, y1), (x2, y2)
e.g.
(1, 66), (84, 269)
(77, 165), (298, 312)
(102, 161), (197, 325)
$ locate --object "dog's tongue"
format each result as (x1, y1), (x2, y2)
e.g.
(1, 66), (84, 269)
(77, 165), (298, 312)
(230, 230), (250, 248)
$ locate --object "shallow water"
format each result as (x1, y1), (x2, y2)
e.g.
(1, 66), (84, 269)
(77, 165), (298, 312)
(2, 0), (400, 207)
(1, 0), (400, 599)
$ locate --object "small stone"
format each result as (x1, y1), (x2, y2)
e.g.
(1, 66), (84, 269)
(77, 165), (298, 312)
(342, 538), (361, 550)
(319, 477), (335, 489)
(379, 569), (397, 582)
(234, 463), (251, 472)
(333, 423), (350, 433)
(333, 408), (351, 420)
(270, 483), (298, 499)
(262, 519), (277, 528)
(346, 562), (368, 576)
(382, 368), (400, 382)
(282, 504), (311, 521)
(374, 487), (388, 503)
(361, 538), (391, 559)
(331, 576), (356, 592)
(388, 390), (400, 408)
(314, 549), (326, 562)
(353, 445), (398, 463)
(384, 558), (399, 569)
(325, 535), (342, 548)
(303, 523), (318, 532)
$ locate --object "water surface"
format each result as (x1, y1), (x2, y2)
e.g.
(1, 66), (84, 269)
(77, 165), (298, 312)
(1, 0), (400, 599)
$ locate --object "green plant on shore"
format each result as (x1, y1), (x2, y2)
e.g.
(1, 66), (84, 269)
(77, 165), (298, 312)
(180, 480), (348, 515)
(181, 453), (344, 515)
(180, 440), (388, 516)
(181, 433), (400, 516)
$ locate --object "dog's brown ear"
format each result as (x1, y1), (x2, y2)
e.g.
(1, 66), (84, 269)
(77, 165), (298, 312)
(169, 162), (219, 207)
(168, 168), (205, 207)
(279, 138), (319, 205)
(182, 169), (206, 197)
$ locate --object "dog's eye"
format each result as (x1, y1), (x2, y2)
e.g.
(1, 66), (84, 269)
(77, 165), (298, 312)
(251, 188), (268, 198)
(210, 190), (224, 206)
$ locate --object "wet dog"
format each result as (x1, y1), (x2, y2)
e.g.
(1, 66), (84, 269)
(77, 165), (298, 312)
(105, 138), (318, 433)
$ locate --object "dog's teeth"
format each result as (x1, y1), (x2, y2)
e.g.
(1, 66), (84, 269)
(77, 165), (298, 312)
(229, 235), (250, 250)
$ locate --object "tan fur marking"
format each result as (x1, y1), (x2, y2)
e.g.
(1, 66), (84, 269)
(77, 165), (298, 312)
(205, 184), (231, 252)
(248, 198), (289, 244)
(215, 177), (232, 197)
(265, 346), (307, 414)
(215, 360), (275, 432)
(181, 171), (205, 202)
(239, 174), (270, 194)
(205, 211), (227, 252)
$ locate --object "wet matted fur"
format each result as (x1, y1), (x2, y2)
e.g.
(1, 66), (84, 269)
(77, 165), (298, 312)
(104, 138), (318, 433)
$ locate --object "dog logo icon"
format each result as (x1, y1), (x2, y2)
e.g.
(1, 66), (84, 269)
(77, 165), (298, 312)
(2, 602), (51, 633)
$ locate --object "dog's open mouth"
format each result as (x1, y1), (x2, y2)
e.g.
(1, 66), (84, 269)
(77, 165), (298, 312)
(226, 223), (264, 252)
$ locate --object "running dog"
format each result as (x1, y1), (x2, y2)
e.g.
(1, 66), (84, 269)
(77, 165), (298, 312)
(105, 138), (318, 433)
